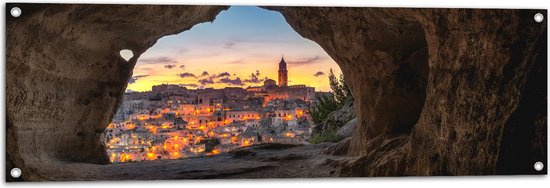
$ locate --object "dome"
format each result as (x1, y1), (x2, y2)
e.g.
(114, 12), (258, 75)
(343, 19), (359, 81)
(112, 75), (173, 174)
(264, 79), (276, 86)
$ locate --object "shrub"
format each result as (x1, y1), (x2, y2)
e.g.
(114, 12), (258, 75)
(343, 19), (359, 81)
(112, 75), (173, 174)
(310, 94), (339, 125)
(310, 69), (354, 125)
(308, 130), (344, 144)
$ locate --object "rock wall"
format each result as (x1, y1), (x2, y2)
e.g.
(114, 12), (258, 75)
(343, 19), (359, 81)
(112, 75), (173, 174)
(404, 9), (547, 176)
(312, 101), (356, 136)
(6, 4), (547, 180)
(272, 7), (547, 176)
(6, 4), (228, 180)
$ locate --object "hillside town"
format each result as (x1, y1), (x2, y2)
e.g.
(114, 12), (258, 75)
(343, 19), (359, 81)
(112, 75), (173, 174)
(104, 57), (328, 162)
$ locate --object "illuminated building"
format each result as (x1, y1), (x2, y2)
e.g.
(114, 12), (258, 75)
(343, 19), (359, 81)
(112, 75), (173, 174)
(278, 55), (288, 87)
(106, 56), (318, 162)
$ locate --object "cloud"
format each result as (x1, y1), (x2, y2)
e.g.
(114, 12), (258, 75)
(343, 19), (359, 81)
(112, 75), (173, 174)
(179, 65), (185, 69)
(178, 71), (231, 81)
(212, 72), (231, 78)
(138, 57), (178, 64)
(223, 41), (236, 49)
(218, 77), (245, 86)
(164, 64), (176, 69)
(128, 75), (149, 84)
(179, 83), (199, 88)
(243, 71), (265, 84)
(178, 48), (189, 53)
(313, 71), (325, 77)
(177, 72), (196, 78)
(287, 56), (322, 65)
(198, 78), (215, 85)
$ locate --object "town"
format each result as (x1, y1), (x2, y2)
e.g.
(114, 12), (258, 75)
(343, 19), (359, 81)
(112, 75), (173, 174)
(104, 57), (327, 162)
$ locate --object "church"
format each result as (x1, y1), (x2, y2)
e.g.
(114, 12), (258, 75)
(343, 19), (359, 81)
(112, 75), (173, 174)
(246, 56), (316, 102)
(278, 55), (288, 87)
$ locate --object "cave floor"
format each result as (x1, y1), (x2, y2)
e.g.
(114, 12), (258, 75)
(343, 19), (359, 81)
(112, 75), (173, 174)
(30, 143), (350, 181)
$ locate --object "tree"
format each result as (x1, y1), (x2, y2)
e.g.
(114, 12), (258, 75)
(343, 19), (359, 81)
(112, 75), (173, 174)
(310, 69), (354, 125)
(308, 69), (355, 144)
(328, 68), (353, 107)
(310, 94), (339, 125)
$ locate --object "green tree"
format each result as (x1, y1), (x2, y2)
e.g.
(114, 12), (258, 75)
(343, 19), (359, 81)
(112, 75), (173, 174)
(328, 68), (353, 107)
(309, 94), (339, 125)
(310, 69), (354, 125)
(308, 69), (355, 144)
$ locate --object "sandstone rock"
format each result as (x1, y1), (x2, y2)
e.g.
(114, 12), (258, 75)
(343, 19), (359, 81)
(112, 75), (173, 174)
(11, 143), (344, 180)
(325, 137), (352, 156)
(337, 118), (357, 138)
(339, 135), (409, 177)
(271, 7), (547, 176)
(313, 101), (356, 135)
(6, 4), (228, 181)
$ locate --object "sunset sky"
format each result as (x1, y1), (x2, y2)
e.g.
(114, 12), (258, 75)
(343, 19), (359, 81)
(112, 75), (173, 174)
(127, 6), (341, 92)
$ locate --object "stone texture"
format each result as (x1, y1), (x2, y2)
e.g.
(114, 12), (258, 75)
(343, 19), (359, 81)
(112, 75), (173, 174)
(337, 118), (357, 138)
(312, 101), (356, 135)
(325, 137), (352, 156)
(14, 143), (345, 181)
(271, 7), (547, 176)
(6, 4), (228, 181)
(6, 4), (547, 181)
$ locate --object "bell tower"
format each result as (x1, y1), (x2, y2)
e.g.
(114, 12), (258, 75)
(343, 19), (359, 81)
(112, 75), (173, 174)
(278, 55), (288, 87)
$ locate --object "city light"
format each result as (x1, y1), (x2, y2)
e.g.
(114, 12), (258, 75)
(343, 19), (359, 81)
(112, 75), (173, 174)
(105, 55), (318, 163)
(146, 153), (155, 160)
(242, 140), (251, 147)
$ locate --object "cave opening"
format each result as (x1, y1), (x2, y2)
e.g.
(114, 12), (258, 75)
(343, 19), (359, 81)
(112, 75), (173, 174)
(103, 5), (347, 163)
(6, 4), (546, 180)
(6, 5), (442, 180)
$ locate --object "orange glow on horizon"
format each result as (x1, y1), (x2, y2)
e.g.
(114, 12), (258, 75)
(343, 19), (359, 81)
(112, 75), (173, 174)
(126, 57), (341, 93)
(125, 6), (342, 93)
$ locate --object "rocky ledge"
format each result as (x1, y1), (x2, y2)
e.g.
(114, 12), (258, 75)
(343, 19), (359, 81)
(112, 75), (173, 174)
(26, 143), (353, 181)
